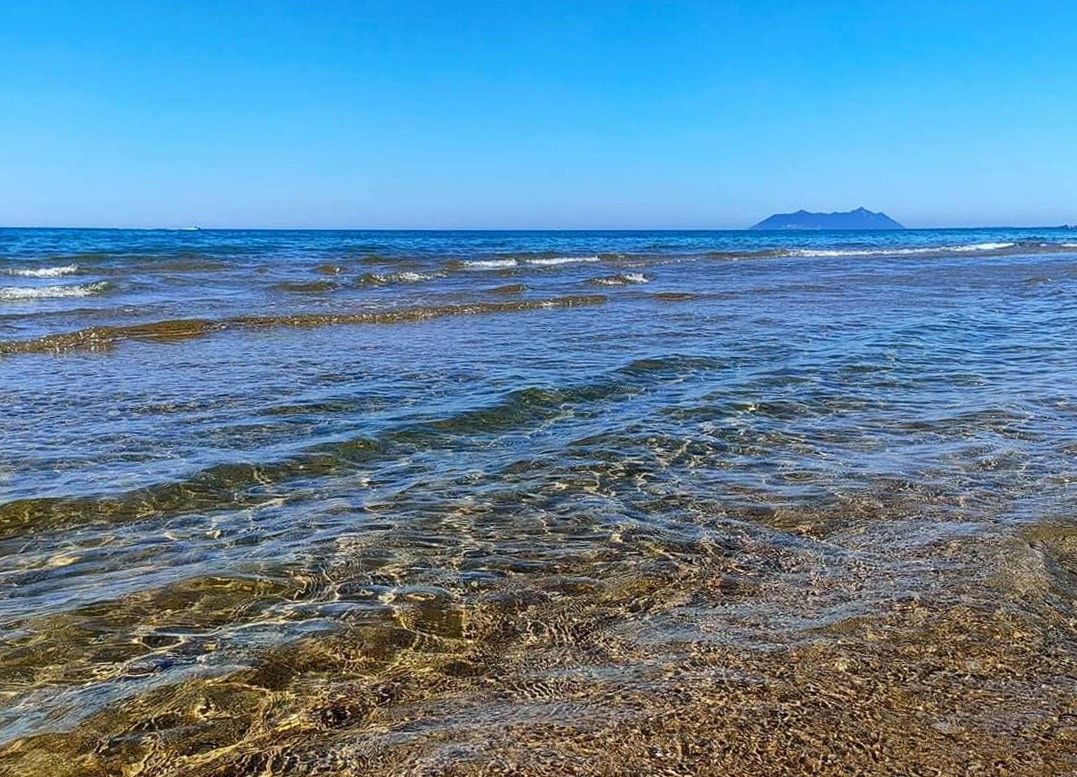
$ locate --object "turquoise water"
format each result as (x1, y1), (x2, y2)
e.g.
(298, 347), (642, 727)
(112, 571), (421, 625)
(1, 228), (1075, 774)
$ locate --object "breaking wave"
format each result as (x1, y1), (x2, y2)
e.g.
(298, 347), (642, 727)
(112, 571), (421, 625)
(1, 264), (80, 278)
(592, 273), (649, 286)
(526, 256), (601, 266)
(791, 242), (1017, 258)
(358, 271), (438, 285)
(459, 259), (518, 270)
(0, 282), (109, 301)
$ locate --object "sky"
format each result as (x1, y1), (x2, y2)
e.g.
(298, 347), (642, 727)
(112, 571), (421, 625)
(1, 1), (1075, 229)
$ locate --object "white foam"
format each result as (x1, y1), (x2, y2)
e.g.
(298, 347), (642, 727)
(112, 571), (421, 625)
(950, 242), (1015, 252)
(594, 273), (649, 285)
(1062, 243), (1077, 248)
(362, 271), (437, 284)
(792, 242), (1015, 258)
(2, 264), (79, 278)
(792, 247), (936, 257)
(0, 282), (107, 301)
(527, 255), (601, 266)
(462, 259), (518, 270)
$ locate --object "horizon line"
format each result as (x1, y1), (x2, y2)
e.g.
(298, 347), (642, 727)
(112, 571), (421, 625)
(1, 223), (1074, 232)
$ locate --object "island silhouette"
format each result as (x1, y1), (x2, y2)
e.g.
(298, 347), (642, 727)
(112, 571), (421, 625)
(751, 207), (905, 230)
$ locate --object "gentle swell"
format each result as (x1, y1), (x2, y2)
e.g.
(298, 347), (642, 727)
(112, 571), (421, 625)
(0, 353), (722, 541)
(0, 295), (607, 356)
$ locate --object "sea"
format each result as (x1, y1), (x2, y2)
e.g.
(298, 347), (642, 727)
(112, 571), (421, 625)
(1, 227), (1075, 775)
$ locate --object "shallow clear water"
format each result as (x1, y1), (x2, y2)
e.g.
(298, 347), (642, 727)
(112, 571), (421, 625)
(1, 228), (1075, 775)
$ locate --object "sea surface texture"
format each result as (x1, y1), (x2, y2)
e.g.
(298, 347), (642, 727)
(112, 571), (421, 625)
(1, 228), (1075, 775)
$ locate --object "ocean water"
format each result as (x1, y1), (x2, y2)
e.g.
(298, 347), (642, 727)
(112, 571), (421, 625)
(0, 228), (1075, 775)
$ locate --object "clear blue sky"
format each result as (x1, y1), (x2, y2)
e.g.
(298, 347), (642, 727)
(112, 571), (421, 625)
(1, 1), (1075, 229)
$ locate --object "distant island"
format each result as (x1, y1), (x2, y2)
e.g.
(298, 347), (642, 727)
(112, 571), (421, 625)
(751, 207), (905, 230)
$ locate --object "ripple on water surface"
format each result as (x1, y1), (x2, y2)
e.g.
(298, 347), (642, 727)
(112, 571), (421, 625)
(0, 228), (1076, 775)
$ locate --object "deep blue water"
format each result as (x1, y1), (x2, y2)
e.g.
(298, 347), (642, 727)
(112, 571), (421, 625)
(1, 228), (1075, 773)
